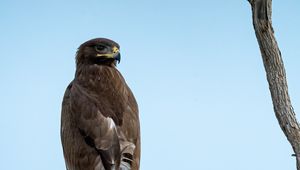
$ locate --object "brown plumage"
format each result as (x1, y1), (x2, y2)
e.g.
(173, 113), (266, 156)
(61, 38), (140, 170)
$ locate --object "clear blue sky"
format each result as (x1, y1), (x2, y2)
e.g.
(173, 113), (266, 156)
(0, 0), (299, 170)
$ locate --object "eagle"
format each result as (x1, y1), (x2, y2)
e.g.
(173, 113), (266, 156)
(61, 38), (140, 170)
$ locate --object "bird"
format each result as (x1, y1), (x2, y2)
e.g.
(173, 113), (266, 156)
(61, 38), (140, 170)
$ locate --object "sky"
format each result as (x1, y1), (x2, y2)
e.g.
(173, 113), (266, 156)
(0, 0), (299, 170)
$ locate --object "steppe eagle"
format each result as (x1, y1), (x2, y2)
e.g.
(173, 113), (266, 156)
(61, 38), (140, 170)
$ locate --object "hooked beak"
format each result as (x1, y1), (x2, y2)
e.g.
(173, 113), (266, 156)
(114, 53), (121, 63)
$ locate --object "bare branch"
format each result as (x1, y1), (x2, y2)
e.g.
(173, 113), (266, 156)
(248, 0), (300, 169)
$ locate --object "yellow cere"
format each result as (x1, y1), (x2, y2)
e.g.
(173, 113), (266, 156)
(112, 46), (119, 54)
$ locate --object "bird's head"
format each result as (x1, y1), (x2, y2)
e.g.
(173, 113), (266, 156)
(76, 38), (121, 67)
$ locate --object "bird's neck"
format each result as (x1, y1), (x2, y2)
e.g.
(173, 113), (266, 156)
(74, 64), (125, 93)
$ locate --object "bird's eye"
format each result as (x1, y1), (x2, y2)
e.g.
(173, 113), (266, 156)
(95, 45), (106, 52)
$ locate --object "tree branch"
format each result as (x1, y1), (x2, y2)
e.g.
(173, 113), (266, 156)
(248, 0), (300, 169)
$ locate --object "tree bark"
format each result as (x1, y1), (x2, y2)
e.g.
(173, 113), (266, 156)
(248, 0), (300, 169)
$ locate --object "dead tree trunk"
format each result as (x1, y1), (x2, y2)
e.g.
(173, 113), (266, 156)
(248, 0), (300, 169)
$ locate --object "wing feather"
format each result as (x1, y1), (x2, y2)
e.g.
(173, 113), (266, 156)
(70, 83), (121, 169)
